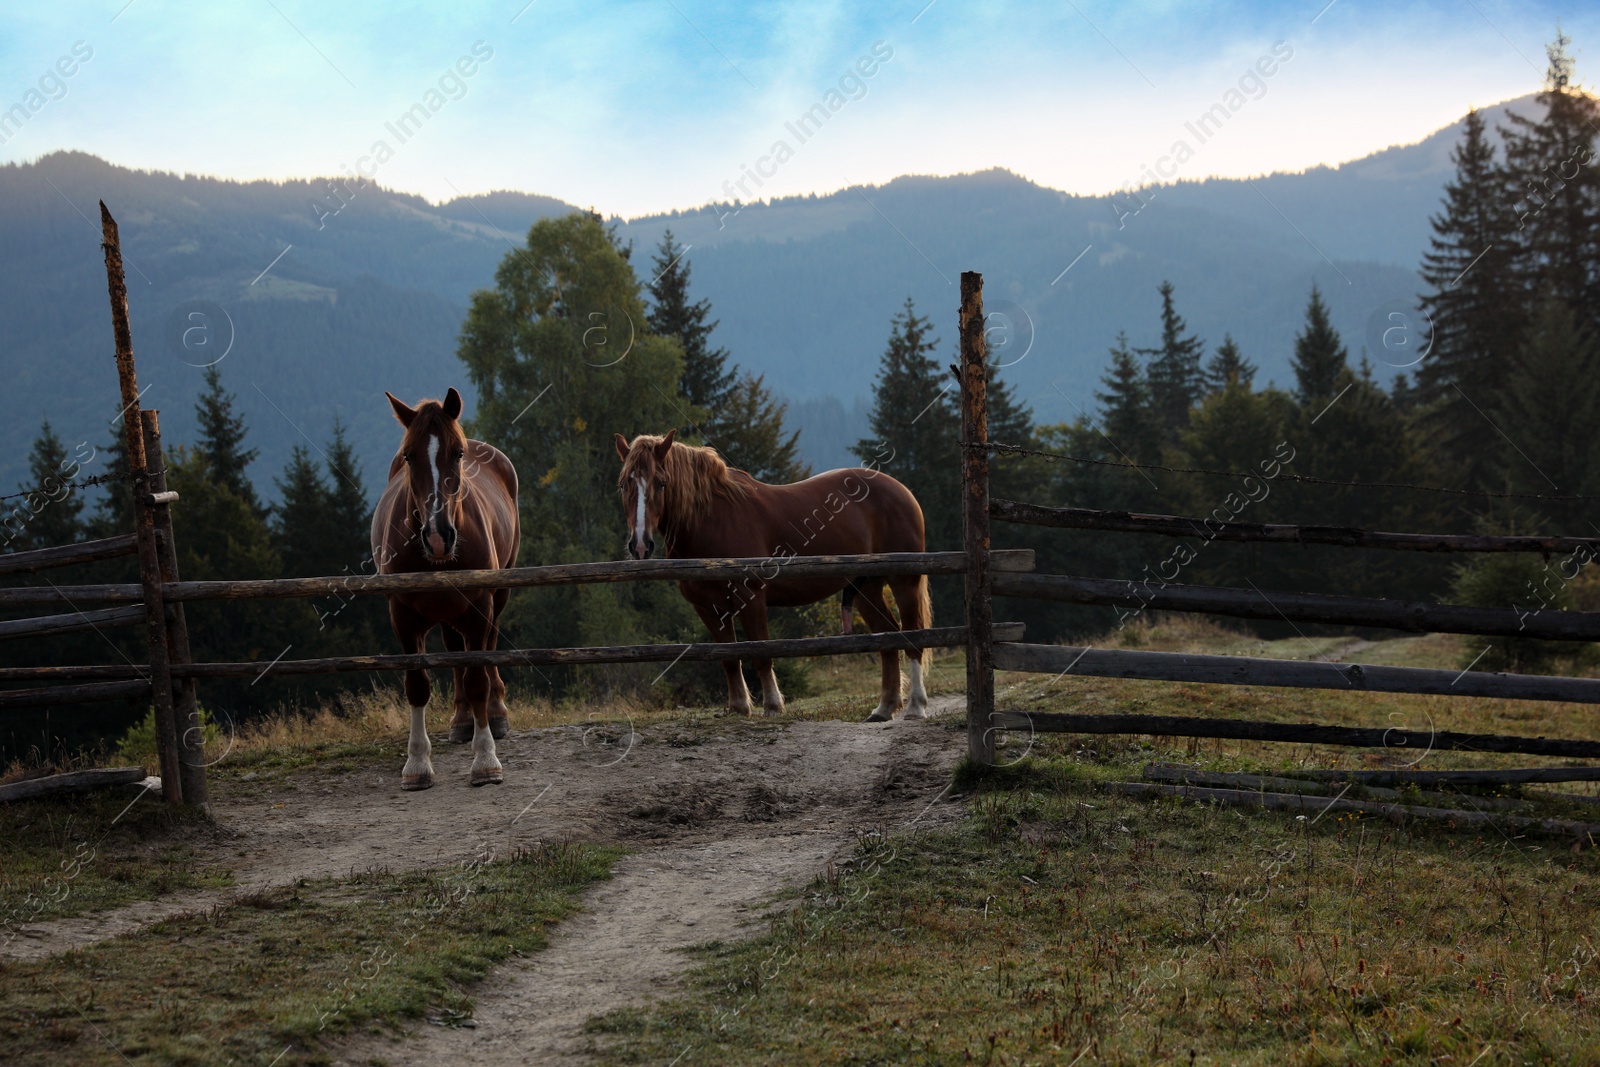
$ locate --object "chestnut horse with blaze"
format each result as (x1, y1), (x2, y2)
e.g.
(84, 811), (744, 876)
(615, 430), (931, 720)
(372, 388), (520, 789)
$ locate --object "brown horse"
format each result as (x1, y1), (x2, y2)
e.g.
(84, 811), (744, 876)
(614, 430), (931, 720)
(372, 388), (520, 789)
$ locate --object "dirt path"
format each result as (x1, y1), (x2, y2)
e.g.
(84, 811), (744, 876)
(5, 697), (970, 1062)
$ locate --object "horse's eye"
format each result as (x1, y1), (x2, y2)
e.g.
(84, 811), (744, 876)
(452, 449), (465, 461)
(657, 479), (667, 490)
(403, 455), (414, 465)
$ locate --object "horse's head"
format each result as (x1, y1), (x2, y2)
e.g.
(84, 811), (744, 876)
(614, 429), (676, 560)
(386, 387), (468, 565)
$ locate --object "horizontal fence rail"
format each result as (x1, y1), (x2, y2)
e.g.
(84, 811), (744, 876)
(994, 571), (1600, 641)
(0, 533), (139, 576)
(170, 624), (1024, 679)
(0, 604), (147, 642)
(990, 709), (1600, 759)
(0, 550), (1037, 607)
(991, 499), (1599, 555)
(993, 642), (1600, 705)
(0, 679), (153, 710)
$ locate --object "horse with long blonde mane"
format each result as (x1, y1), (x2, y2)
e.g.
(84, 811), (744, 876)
(614, 430), (931, 720)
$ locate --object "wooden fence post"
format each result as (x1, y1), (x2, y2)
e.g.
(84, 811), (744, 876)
(142, 411), (207, 807)
(960, 271), (995, 765)
(100, 202), (183, 805)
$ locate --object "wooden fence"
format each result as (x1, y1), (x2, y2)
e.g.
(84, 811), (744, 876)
(956, 267), (1600, 767)
(13, 237), (1600, 807)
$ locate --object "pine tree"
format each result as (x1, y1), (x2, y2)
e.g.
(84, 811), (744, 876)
(1501, 30), (1600, 328)
(647, 230), (734, 412)
(1498, 299), (1600, 527)
(87, 426), (134, 540)
(1202, 334), (1256, 393)
(274, 445), (333, 578)
(323, 420), (371, 573)
(1095, 331), (1157, 464)
(1290, 286), (1349, 406)
(712, 373), (807, 482)
(195, 365), (263, 518)
(6, 421), (84, 552)
(1417, 107), (1526, 491)
(853, 298), (958, 547)
(1135, 281), (1205, 441)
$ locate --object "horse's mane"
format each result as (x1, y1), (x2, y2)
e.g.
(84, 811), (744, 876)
(621, 435), (749, 528)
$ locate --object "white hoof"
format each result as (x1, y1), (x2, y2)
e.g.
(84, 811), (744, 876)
(903, 703), (928, 720)
(401, 764), (435, 790)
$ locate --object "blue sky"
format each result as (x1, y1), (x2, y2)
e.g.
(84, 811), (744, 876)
(0, 1), (1593, 217)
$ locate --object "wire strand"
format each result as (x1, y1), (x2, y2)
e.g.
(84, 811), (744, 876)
(986, 441), (1600, 503)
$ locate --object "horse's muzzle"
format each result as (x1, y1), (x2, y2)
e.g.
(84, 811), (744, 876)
(627, 535), (655, 560)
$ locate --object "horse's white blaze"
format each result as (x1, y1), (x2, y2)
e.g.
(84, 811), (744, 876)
(633, 475), (648, 551)
(426, 434), (442, 522)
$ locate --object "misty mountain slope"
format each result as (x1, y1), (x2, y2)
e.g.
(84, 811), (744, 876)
(0, 97), (1526, 497)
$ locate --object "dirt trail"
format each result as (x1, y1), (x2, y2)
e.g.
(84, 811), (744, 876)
(6, 697), (970, 1062)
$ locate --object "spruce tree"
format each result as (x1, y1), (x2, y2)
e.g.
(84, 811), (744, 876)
(1135, 281), (1205, 441)
(1417, 107), (1526, 491)
(324, 420), (371, 572)
(1095, 331), (1157, 464)
(647, 230), (734, 412)
(1290, 286), (1349, 406)
(8, 421), (84, 552)
(274, 445), (333, 578)
(1202, 334), (1256, 393)
(1498, 299), (1600, 527)
(712, 373), (807, 482)
(195, 365), (263, 518)
(88, 427), (134, 540)
(1501, 30), (1600, 328)
(852, 298), (959, 547)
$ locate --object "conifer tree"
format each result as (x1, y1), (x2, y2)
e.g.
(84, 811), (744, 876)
(323, 420), (371, 572)
(195, 365), (263, 518)
(647, 230), (734, 412)
(1498, 300), (1600, 527)
(1135, 281), (1205, 441)
(274, 445), (333, 578)
(1202, 334), (1256, 393)
(853, 298), (958, 546)
(1417, 107), (1525, 489)
(1290, 286), (1349, 406)
(1501, 30), (1600, 328)
(8, 422), (84, 552)
(712, 373), (807, 482)
(1096, 331), (1156, 464)
(88, 427), (133, 540)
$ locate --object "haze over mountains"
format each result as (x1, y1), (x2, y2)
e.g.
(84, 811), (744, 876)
(0, 94), (1534, 496)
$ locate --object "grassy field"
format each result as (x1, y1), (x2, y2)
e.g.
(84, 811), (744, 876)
(0, 841), (619, 1066)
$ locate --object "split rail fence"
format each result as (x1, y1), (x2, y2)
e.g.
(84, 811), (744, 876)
(11, 231), (1600, 810)
(955, 269), (1600, 773)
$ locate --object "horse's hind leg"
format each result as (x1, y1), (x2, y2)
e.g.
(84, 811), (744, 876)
(441, 626), (475, 744)
(389, 602), (435, 790)
(888, 575), (931, 719)
(457, 602), (502, 786)
(855, 580), (903, 722)
(486, 588), (511, 740)
(691, 600), (752, 715)
(736, 595), (784, 716)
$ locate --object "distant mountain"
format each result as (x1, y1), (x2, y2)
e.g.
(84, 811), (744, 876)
(0, 95), (1536, 501)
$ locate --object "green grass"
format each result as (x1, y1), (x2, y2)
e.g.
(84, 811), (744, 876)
(588, 753), (1600, 1065)
(0, 787), (234, 929)
(0, 841), (622, 1066)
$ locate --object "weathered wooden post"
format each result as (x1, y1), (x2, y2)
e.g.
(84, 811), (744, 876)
(142, 410), (207, 807)
(959, 271), (995, 765)
(101, 201), (183, 805)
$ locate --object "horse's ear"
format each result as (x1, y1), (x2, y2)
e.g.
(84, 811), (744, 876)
(654, 428), (676, 461)
(386, 391), (417, 428)
(614, 433), (630, 461)
(443, 387), (463, 421)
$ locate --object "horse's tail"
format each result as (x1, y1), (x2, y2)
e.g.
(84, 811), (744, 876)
(911, 573), (932, 667)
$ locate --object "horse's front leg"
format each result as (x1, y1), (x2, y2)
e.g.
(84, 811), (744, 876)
(390, 602), (435, 790)
(737, 596), (785, 717)
(692, 599), (752, 715)
(441, 625), (475, 744)
(456, 603), (502, 786)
